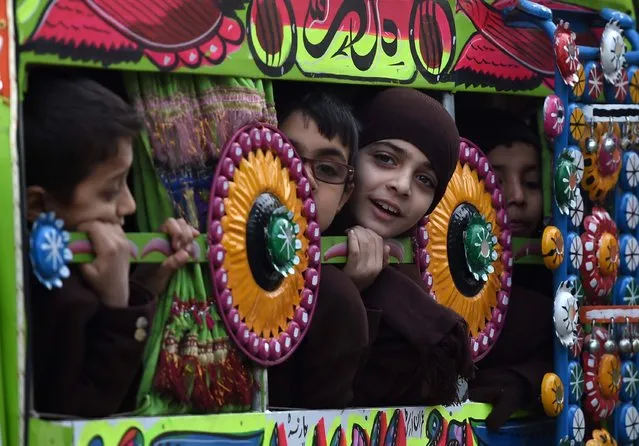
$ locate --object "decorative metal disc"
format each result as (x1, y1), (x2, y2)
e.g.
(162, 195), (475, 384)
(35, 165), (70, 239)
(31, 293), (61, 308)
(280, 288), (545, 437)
(568, 191), (584, 229)
(617, 193), (639, 232)
(29, 212), (73, 290)
(571, 63), (585, 99)
(543, 95), (565, 139)
(613, 276), (639, 305)
(606, 68), (629, 103)
(616, 404), (639, 443)
(600, 20), (626, 84)
(553, 280), (579, 348)
(620, 151), (639, 190)
(585, 62), (604, 102)
(567, 146), (584, 183)
(582, 327), (618, 421)
(541, 372), (565, 417)
(542, 226), (564, 270)
(555, 150), (579, 215)
(567, 232), (583, 272)
(581, 122), (621, 202)
(620, 361), (639, 401)
(554, 20), (580, 86)
(569, 105), (586, 144)
(568, 361), (584, 404)
(568, 406), (585, 442)
(208, 123), (320, 366)
(420, 138), (512, 362)
(620, 234), (639, 274)
(580, 208), (619, 301)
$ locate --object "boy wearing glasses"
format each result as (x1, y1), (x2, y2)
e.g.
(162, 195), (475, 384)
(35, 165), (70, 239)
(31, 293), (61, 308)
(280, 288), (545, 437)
(268, 91), (370, 409)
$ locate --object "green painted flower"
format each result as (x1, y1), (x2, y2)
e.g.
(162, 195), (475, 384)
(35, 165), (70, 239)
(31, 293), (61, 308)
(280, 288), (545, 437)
(464, 214), (498, 282)
(266, 206), (302, 277)
(554, 150), (579, 215)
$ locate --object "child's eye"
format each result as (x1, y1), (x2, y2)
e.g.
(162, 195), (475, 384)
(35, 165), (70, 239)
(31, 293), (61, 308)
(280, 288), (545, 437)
(315, 162), (340, 178)
(525, 180), (540, 189)
(416, 174), (436, 188)
(101, 186), (121, 200)
(373, 153), (395, 165)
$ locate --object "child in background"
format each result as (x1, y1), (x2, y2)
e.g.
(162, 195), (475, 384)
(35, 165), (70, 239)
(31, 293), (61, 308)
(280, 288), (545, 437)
(330, 88), (474, 407)
(24, 74), (199, 417)
(457, 107), (553, 431)
(268, 91), (371, 408)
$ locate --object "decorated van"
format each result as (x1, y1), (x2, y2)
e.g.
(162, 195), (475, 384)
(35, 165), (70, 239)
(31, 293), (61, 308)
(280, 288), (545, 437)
(1, 0), (638, 444)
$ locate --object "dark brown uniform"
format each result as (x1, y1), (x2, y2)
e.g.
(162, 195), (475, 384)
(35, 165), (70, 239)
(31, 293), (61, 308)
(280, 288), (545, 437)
(31, 267), (157, 417)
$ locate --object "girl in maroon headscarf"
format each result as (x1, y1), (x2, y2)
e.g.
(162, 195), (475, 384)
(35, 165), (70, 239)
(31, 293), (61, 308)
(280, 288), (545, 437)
(330, 88), (474, 407)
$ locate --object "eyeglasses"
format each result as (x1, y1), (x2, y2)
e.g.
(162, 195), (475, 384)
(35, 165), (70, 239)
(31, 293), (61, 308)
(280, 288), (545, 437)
(301, 157), (354, 185)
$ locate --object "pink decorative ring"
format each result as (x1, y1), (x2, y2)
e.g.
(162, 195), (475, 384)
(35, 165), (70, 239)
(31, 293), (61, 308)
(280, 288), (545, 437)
(208, 123), (321, 366)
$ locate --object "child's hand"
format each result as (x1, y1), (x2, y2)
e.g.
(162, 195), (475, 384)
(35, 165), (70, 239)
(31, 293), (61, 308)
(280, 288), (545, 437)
(78, 221), (132, 309)
(131, 218), (199, 296)
(343, 226), (390, 291)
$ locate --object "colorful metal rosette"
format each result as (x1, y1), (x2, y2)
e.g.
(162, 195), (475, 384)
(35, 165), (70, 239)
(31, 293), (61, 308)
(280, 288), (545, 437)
(586, 428), (619, 446)
(541, 372), (565, 417)
(554, 150), (580, 215)
(207, 123), (320, 366)
(580, 208), (619, 301)
(542, 226), (565, 270)
(569, 361), (584, 404)
(583, 327), (620, 421)
(619, 361), (638, 402)
(554, 20), (580, 87)
(600, 20), (626, 84)
(615, 403), (639, 443)
(29, 212), (73, 290)
(553, 280), (579, 348)
(543, 95), (565, 139)
(604, 68), (629, 103)
(420, 138), (512, 361)
(581, 123), (621, 202)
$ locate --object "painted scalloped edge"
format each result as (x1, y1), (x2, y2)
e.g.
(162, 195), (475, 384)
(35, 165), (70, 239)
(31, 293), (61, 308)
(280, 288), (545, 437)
(580, 208), (619, 301)
(207, 122), (321, 366)
(416, 138), (513, 362)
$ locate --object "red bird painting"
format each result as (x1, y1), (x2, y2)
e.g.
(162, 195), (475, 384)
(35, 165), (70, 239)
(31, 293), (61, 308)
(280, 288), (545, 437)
(22, 0), (246, 70)
(454, 0), (600, 91)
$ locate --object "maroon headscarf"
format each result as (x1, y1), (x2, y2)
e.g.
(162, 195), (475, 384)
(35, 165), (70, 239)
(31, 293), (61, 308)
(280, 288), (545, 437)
(359, 88), (460, 214)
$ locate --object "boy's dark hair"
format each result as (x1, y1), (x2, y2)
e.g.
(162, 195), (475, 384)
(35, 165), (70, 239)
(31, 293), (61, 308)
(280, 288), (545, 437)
(23, 73), (142, 203)
(456, 107), (541, 155)
(277, 90), (360, 163)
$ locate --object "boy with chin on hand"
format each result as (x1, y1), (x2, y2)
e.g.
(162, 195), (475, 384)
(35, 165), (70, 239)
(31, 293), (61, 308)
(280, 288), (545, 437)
(25, 74), (199, 417)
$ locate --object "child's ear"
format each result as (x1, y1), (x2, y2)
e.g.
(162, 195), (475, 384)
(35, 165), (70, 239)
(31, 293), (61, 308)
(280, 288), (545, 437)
(337, 182), (354, 212)
(26, 186), (46, 222)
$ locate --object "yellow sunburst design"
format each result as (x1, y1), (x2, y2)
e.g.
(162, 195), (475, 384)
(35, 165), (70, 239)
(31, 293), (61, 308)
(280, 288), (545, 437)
(222, 149), (309, 337)
(570, 106), (586, 142)
(599, 353), (621, 398)
(573, 64), (586, 97)
(541, 372), (565, 417)
(426, 163), (502, 337)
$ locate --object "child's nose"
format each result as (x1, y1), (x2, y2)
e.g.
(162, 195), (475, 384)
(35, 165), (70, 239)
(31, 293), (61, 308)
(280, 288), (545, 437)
(389, 173), (411, 196)
(118, 184), (137, 217)
(507, 181), (525, 205)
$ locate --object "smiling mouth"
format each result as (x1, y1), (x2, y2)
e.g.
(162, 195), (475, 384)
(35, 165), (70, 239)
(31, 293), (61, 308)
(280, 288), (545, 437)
(372, 199), (401, 217)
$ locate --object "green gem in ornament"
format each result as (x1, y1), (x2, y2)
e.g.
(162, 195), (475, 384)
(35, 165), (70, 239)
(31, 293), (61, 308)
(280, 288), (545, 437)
(463, 214), (498, 282)
(265, 206), (301, 277)
(554, 150), (578, 215)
